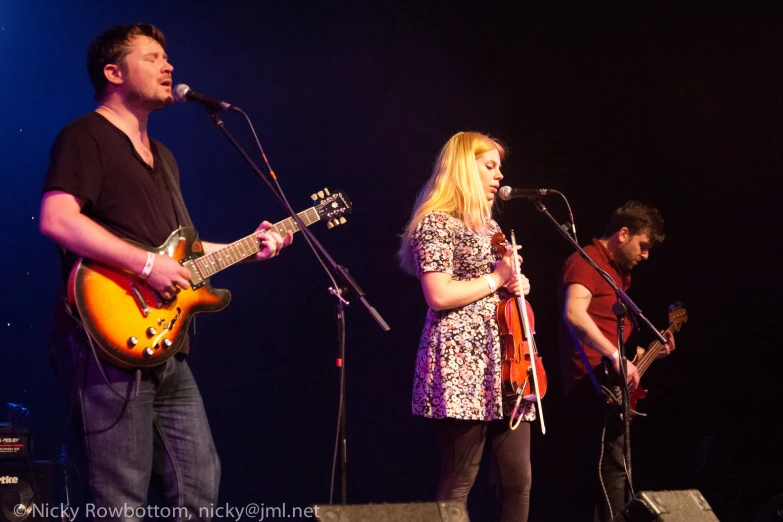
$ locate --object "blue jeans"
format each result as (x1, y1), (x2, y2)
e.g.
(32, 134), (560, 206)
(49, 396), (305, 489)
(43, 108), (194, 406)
(50, 329), (220, 521)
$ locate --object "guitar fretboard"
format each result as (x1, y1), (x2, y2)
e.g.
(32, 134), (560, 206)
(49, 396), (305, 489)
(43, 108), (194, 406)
(193, 207), (320, 279)
(636, 322), (677, 377)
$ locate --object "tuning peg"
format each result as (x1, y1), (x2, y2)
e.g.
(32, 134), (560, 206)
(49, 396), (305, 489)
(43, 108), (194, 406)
(317, 190), (325, 199)
(327, 221), (334, 229)
(332, 219), (340, 227)
(311, 193), (318, 201)
(339, 217), (346, 224)
(324, 188), (331, 196)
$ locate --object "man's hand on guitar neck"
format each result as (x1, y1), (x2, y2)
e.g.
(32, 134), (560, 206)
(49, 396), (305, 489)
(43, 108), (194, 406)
(201, 221), (293, 264)
(254, 220), (293, 261)
(654, 330), (676, 360)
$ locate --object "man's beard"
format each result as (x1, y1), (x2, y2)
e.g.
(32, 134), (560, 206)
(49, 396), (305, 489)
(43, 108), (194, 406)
(614, 250), (635, 272)
(126, 84), (173, 111)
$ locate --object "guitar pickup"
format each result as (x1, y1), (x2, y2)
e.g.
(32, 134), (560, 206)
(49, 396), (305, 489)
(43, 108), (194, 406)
(181, 258), (205, 289)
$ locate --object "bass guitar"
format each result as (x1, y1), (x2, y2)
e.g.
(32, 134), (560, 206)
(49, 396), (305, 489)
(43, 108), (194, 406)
(69, 189), (351, 369)
(602, 301), (688, 419)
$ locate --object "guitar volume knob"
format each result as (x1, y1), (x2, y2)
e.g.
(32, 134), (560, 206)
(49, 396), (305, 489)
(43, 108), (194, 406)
(146, 327), (157, 337)
(143, 347), (154, 358)
(161, 339), (173, 350)
(127, 337), (138, 348)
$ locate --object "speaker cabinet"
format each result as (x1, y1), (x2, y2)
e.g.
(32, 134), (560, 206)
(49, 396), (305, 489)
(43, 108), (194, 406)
(753, 493), (783, 522)
(313, 501), (469, 522)
(0, 461), (52, 522)
(612, 489), (719, 521)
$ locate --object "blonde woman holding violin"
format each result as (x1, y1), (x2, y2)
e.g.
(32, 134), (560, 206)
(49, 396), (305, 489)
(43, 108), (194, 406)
(399, 132), (535, 521)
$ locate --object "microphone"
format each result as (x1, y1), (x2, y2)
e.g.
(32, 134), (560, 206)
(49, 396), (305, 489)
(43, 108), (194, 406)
(173, 84), (242, 113)
(497, 186), (550, 201)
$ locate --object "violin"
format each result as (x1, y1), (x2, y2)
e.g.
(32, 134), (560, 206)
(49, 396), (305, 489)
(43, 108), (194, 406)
(491, 231), (547, 432)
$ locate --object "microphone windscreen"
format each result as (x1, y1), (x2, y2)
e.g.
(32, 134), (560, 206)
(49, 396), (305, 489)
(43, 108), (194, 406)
(173, 84), (191, 102)
(498, 186), (512, 201)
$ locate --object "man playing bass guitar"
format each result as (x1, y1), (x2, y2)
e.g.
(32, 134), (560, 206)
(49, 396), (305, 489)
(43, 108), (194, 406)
(39, 24), (291, 521)
(558, 201), (675, 522)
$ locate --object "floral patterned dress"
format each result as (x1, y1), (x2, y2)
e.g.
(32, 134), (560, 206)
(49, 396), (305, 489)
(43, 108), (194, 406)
(410, 211), (536, 421)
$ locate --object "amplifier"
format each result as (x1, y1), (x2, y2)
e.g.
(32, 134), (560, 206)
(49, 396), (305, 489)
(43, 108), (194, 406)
(0, 429), (31, 460)
(0, 460), (52, 522)
(612, 490), (719, 521)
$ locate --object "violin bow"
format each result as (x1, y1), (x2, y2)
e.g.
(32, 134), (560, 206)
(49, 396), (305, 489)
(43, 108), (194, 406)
(510, 231), (546, 434)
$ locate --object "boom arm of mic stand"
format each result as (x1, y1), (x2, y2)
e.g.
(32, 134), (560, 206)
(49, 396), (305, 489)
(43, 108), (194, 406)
(207, 111), (390, 332)
(531, 200), (667, 345)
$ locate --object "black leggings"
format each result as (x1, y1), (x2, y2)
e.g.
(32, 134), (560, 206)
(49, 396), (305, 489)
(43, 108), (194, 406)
(434, 418), (531, 522)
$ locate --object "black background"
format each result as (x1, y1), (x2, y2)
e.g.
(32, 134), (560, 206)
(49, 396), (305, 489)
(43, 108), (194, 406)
(1, 1), (780, 520)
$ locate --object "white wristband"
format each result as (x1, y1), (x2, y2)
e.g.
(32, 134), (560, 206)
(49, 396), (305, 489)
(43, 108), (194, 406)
(483, 274), (497, 293)
(140, 252), (155, 279)
(608, 350), (621, 361)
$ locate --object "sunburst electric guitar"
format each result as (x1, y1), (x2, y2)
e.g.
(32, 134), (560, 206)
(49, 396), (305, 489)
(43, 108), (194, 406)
(69, 189), (351, 369)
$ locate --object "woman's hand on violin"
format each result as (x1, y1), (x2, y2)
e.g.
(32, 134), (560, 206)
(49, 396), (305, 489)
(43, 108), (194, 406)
(504, 273), (530, 296)
(495, 245), (523, 285)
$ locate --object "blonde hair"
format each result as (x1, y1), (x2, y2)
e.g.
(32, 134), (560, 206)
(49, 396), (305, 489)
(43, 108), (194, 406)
(398, 131), (506, 275)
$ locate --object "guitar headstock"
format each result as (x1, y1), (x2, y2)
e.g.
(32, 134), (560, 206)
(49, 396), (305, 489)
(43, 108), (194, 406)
(311, 188), (352, 229)
(668, 301), (688, 332)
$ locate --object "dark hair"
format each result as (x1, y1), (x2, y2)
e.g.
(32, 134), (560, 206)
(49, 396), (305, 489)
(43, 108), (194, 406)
(603, 200), (665, 245)
(87, 24), (166, 101)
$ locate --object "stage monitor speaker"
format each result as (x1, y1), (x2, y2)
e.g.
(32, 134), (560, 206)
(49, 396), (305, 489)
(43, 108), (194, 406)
(0, 461), (52, 522)
(312, 501), (469, 522)
(612, 489), (719, 521)
(753, 493), (783, 521)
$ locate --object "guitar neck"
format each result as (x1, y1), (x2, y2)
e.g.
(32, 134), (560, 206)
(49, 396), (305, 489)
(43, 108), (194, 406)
(636, 323), (676, 378)
(193, 207), (321, 279)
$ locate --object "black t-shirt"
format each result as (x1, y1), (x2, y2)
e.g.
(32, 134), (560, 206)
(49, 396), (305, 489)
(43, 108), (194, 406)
(43, 111), (182, 249)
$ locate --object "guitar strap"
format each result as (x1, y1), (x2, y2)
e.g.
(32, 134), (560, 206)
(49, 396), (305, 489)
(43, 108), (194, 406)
(156, 146), (195, 350)
(156, 147), (194, 229)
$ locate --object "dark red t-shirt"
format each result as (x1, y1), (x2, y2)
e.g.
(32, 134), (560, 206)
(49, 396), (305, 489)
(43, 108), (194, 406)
(559, 238), (632, 391)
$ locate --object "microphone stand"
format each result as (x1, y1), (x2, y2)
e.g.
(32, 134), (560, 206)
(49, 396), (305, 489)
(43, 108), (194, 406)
(526, 196), (667, 502)
(205, 109), (390, 505)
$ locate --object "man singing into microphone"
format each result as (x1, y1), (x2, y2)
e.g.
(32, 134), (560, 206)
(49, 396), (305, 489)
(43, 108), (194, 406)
(558, 201), (674, 521)
(39, 24), (292, 520)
